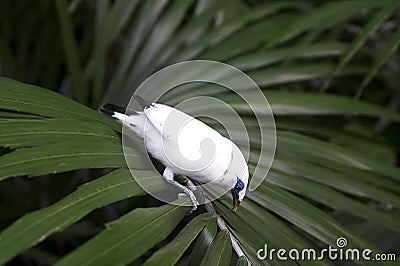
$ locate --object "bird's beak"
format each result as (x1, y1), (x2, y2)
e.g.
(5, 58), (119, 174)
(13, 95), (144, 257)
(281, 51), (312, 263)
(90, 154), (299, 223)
(233, 199), (240, 212)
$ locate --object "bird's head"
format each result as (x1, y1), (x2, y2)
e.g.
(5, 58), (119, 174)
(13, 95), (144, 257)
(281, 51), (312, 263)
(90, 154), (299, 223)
(230, 167), (249, 212)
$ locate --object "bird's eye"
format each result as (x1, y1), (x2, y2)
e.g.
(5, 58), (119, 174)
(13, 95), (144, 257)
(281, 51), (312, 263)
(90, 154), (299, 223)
(234, 179), (245, 192)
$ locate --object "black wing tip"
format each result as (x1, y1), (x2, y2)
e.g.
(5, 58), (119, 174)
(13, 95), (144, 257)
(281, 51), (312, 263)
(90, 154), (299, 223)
(133, 95), (153, 109)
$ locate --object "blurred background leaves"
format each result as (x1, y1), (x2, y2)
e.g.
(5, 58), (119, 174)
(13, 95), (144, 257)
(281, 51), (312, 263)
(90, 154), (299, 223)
(0, 0), (399, 265)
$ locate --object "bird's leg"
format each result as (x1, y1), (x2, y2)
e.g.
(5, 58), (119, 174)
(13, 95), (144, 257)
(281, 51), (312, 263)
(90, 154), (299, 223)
(193, 183), (206, 206)
(163, 168), (199, 211)
(184, 178), (197, 191)
(183, 178), (206, 206)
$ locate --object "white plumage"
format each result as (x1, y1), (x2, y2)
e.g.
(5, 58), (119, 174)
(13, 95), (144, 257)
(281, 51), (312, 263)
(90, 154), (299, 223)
(101, 96), (248, 211)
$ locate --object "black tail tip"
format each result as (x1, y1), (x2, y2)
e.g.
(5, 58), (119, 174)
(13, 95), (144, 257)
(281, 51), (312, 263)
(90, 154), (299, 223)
(101, 103), (128, 117)
(100, 107), (115, 116)
(100, 103), (139, 116)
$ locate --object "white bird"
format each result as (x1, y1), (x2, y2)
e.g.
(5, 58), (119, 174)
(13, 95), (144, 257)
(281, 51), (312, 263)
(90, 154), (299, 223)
(101, 96), (248, 211)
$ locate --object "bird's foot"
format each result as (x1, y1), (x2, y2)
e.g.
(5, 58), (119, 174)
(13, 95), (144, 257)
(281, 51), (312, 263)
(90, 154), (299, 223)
(178, 191), (199, 212)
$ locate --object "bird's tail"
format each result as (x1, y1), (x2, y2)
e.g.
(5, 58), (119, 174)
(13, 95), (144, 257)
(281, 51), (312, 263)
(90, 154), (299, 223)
(101, 103), (138, 115)
(100, 103), (146, 137)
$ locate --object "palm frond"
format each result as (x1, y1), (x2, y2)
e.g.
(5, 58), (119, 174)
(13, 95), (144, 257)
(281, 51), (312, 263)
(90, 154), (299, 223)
(1, 0), (399, 265)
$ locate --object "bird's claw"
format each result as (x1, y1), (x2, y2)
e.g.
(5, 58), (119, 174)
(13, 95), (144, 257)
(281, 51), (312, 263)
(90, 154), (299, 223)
(178, 192), (199, 212)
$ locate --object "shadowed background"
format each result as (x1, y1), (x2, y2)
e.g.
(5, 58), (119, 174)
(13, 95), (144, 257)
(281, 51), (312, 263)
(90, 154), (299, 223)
(0, 0), (399, 265)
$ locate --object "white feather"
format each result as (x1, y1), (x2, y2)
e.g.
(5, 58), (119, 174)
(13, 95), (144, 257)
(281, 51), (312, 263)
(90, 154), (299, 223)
(107, 101), (249, 202)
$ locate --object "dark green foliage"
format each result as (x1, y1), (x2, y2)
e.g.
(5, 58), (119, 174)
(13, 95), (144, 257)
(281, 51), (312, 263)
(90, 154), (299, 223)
(0, 0), (399, 265)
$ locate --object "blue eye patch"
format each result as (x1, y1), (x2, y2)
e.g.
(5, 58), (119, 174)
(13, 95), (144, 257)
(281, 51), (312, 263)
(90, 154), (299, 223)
(234, 179), (245, 192)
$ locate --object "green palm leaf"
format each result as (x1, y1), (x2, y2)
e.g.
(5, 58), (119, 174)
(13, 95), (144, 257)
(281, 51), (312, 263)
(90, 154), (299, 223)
(0, 0), (399, 265)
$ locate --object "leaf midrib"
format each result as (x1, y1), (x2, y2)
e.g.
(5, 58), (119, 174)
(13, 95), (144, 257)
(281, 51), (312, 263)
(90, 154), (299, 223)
(0, 152), (125, 168)
(81, 205), (183, 265)
(0, 180), (131, 246)
(0, 173), (158, 249)
(0, 131), (118, 139)
(0, 97), (106, 123)
(215, 234), (229, 266)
